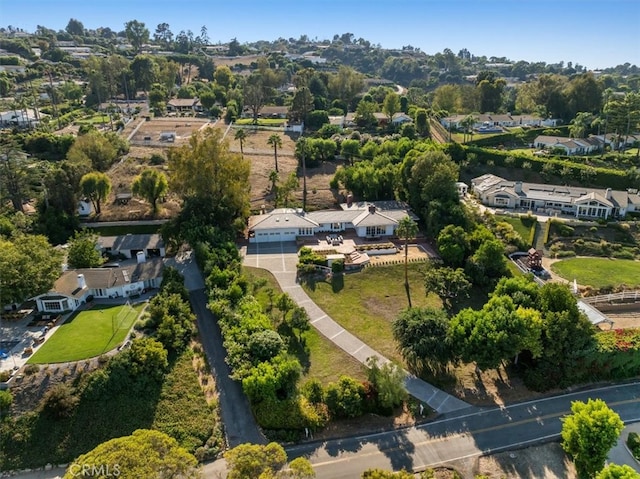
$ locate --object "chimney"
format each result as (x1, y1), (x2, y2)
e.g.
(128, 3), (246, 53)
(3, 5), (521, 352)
(77, 274), (86, 290)
(136, 251), (146, 264)
(368, 204), (376, 214)
(346, 194), (353, 207)
(605, 188), (612, 200)
(514, 181), (523, 194)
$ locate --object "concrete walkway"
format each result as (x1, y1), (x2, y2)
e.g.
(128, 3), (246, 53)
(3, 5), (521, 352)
(608, 422), (640, 472)
(241, 242), (470, 415)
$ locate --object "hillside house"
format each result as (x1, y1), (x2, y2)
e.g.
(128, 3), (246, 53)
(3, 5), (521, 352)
(471, 173), (640, 219)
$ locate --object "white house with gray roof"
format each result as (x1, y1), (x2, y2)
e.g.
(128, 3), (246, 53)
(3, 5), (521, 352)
(34, 258), (164, 313)
(247, 201), (417, 243)
(471, 174), (640, 219)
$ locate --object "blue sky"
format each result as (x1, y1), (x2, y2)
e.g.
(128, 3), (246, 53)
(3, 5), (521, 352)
(2, 0), (639, 69)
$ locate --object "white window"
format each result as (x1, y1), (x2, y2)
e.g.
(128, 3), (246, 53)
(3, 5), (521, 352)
(494, 197), (509, 206)
(366, 226), (386, 236)
(43, 301), (62, 311)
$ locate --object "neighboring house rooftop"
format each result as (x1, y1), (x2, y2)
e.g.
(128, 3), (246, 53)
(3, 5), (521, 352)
(97, 234), (164, 252)
(51, 258), (164, 298)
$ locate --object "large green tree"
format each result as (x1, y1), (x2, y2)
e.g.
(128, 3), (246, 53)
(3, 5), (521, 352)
(226, 442), (314, 479)
(66, 131), (118, 172)
(80, 172), (111, 215)
(0, 139), (30, 212)
(148, 292), (195, 352)
(398, 149), (461, 235)
(392, 307), (451, 373)
(63, 429), (198, 479)
(132, 169), (168, 215)
(383, 91), (400, 122)
(124, 20), (150, 53)
(423, 265), (471, 308)
(448, 295), (543, 370)
(167, 128), (251, 229)
(0, 234), (63, 304)
(561, 399), (624, 479)
(67, 230), (103, 268)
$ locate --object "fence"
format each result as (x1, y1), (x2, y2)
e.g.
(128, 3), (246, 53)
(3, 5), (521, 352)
(582, 290), (640, 305)
(363, 257), (432, 268)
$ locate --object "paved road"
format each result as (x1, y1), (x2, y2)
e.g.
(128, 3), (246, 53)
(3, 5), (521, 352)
(241, 241), (470, 414)
(287, 382), (640, 478)
(171, 246), (267, 448)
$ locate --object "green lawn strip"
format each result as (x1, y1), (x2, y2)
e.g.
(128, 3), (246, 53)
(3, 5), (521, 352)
(551, 257), (640, 288)
(75, 114), (110, 125)
(302, 264), (441, 365)
(243, 266), (367, 384)
(495, 214), (535, 241)
(152, 349), (220, 453)
(29, 304), (144, 364)
(85, 224), (162, 236)
(235, 118), (286, 126)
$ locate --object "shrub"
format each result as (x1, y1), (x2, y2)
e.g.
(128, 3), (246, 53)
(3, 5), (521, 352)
(41, 383), (79, 419)
(253, 396), (328, 430)
(248, 330), (285, 363)
(300, 378), (324, 404)
(149, 153), (165, 165)
(331, 259), (344, 273)
(0, 370), (10, 382)
(24, 364), (39, 375)
(324, 376), (365, 418)
(627, 432), (640, 460)
(0, 390), (12, 415)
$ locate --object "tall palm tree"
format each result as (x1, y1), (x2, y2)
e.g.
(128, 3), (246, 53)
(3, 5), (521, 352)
(396, 216), (419, 307)
(234, 129), (247, 156)
(267, 134), (282, 172)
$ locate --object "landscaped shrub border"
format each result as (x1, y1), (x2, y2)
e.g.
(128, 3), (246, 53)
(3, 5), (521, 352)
(465, 146), (634, 189)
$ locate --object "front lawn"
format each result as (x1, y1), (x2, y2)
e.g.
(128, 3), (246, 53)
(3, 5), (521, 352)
(235, 118), (287, 126)
(29, 303), (145, 364)
(495, 214), (536, 242)
(551, 257), (640, 288)
(243, 266), (366, 384)
(302, 264), (441, 364)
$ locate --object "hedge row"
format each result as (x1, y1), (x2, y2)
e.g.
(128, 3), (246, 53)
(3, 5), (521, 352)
(464, 146), (633, 189)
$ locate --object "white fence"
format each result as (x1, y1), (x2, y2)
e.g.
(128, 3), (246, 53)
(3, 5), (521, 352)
(582, 290), (640, 305)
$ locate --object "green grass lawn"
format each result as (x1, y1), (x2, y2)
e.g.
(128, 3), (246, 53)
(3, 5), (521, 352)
(495, 214), (536, 243)
(75, 114), (111, 125)
(235, 118), (286, 126)
(29, 303), (145, 364)
(551, 257), (640, 288)
(243, 266), (366, 384)
(302, 264), (442, 365)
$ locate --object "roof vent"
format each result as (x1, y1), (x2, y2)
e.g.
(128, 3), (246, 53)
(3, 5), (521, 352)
(275, 218), (280, 222)
(368, 204), (376, 214)
(285, 217), (289, 221)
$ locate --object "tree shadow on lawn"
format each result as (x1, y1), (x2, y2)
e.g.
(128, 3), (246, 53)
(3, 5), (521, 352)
(281, 324), (311, 374)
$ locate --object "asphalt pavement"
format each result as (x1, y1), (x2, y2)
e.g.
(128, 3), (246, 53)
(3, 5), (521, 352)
(287, 381), (640, 478)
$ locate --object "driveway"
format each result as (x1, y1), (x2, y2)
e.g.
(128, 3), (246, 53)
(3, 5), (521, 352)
(170, 251), (265, 447)
(241, 242), (470, 414)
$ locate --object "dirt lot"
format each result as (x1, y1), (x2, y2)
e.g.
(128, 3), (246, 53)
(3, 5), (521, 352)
(98, 152), (181, 221)
(130, 117), (213, 145)
(208, 54), (263, 68)
(223, 126), (340, 211)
